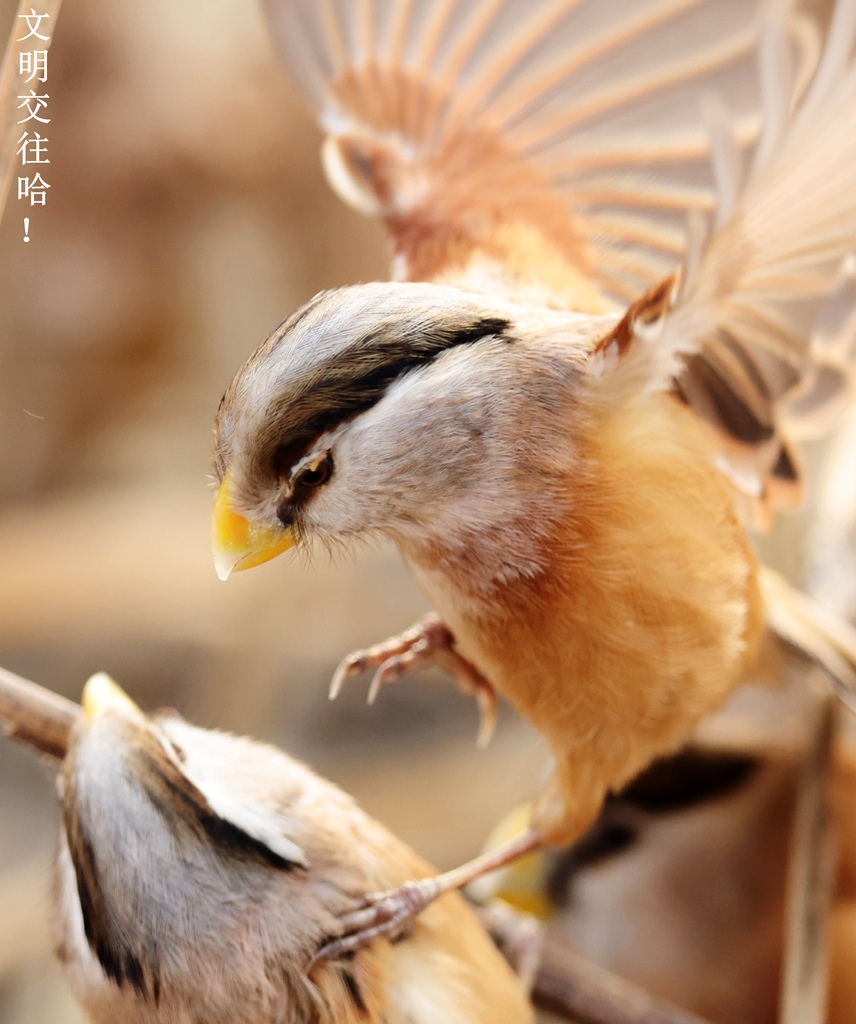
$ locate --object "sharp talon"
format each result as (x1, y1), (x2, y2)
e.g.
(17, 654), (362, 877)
(306, 944), (329, 973)
(367, 670), (383, 705)
(476, 702), (498, 750)
(474, 684), (498, 749)
(308, 932), (364, 971)
(367, 660), (396, 704)
(328, 665), (349, 700)
(328, 618), (499, 730)
(330, 653), (368, 700)
(368, 653), (416, 705)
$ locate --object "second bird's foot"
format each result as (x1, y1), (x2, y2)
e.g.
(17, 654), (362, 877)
(311, 878), (441, 966)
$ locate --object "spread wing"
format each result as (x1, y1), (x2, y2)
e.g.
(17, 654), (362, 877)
(261, 0), (798, 311)
(594, 3), (856, 526)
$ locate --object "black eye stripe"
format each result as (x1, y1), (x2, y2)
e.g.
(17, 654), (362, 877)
(268, 316), (511, 475)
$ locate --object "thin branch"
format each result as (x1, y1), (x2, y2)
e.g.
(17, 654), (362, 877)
(0, 665), (79, 759)
(531, 942), (715, 1024)
(478, 901), (714, 1024)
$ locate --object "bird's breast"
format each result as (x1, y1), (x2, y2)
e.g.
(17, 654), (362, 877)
(407, 393), (764, 758)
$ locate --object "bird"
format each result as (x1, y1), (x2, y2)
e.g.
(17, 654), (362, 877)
(209, 0), (856, 955)
(479, 727), (856, 1024)
(478, 740), (789, 1024)
(52, 672), (533, 1024)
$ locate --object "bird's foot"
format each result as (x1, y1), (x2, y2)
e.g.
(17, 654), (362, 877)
(311, 878), (441, 967)
(309, 829), (543, 970)
(329, 613), (498, 747)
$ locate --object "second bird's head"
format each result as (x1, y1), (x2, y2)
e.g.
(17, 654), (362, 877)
(211, 280), (594, 580)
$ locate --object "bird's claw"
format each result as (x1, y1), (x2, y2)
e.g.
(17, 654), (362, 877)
(328, 614), (499, 747)
(310, 878), (440, 969)
(366, 648), (426, 705)
(328, 619), (431, 700)
(308, 830), (543, 973)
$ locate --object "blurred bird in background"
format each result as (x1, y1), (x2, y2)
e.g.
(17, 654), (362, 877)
(480, 721), (856, 1024)
(45, 672), (533, 1024)
(210, 0), (856, 951)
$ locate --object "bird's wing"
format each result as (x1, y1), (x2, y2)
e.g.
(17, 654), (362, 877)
(261, 0), (798, 311)
(593, 3), (856, 524)
(154, 714), (310, 869)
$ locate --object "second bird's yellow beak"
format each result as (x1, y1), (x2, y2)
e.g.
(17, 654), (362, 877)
(82, 672), (142, 723)
(211, 472), (296, 580)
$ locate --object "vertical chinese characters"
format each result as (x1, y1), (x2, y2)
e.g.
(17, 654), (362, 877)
(16, 9), (52, 236)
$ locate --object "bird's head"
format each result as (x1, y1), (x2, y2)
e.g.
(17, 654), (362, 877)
(54, 674), (352, 1020)
(211, 281), (593, 580)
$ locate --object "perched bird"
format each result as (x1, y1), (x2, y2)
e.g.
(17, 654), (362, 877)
(52, 673), (533, 1024)
(210, 0), (856, 951)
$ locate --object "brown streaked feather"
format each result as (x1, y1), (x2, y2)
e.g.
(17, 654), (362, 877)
(595, 4), (856, 524)
(263, 0), (774, 307)
(321, 70), (601, 309)
(592, 274), (678, 359)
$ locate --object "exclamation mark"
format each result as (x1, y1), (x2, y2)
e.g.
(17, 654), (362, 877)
(23, 217), (29, 242)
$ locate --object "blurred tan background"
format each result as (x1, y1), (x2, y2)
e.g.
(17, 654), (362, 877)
(1, 0), (855, 1021)
(0, 0), (552, 1018)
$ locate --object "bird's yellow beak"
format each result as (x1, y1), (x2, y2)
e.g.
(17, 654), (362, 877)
(82, 672), (142, 723)
(211, 472), (296, 580)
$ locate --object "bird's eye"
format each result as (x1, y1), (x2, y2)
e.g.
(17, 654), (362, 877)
(296, 454), (331, 489)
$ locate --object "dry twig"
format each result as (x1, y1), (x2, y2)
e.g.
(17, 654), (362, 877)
(478, 901), (714, 1024)
(532, 943), (714, 1024)
(0, 665), (78, 759)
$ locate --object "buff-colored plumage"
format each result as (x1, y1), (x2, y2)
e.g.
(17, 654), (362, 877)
(53, 676), (532, 1024)
(408, 393), (764, 840)
(211, 0), (856, 946)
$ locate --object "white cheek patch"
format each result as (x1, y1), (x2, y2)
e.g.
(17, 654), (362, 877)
(155, 723), (309, 869)
(189, 779), (309, 869)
